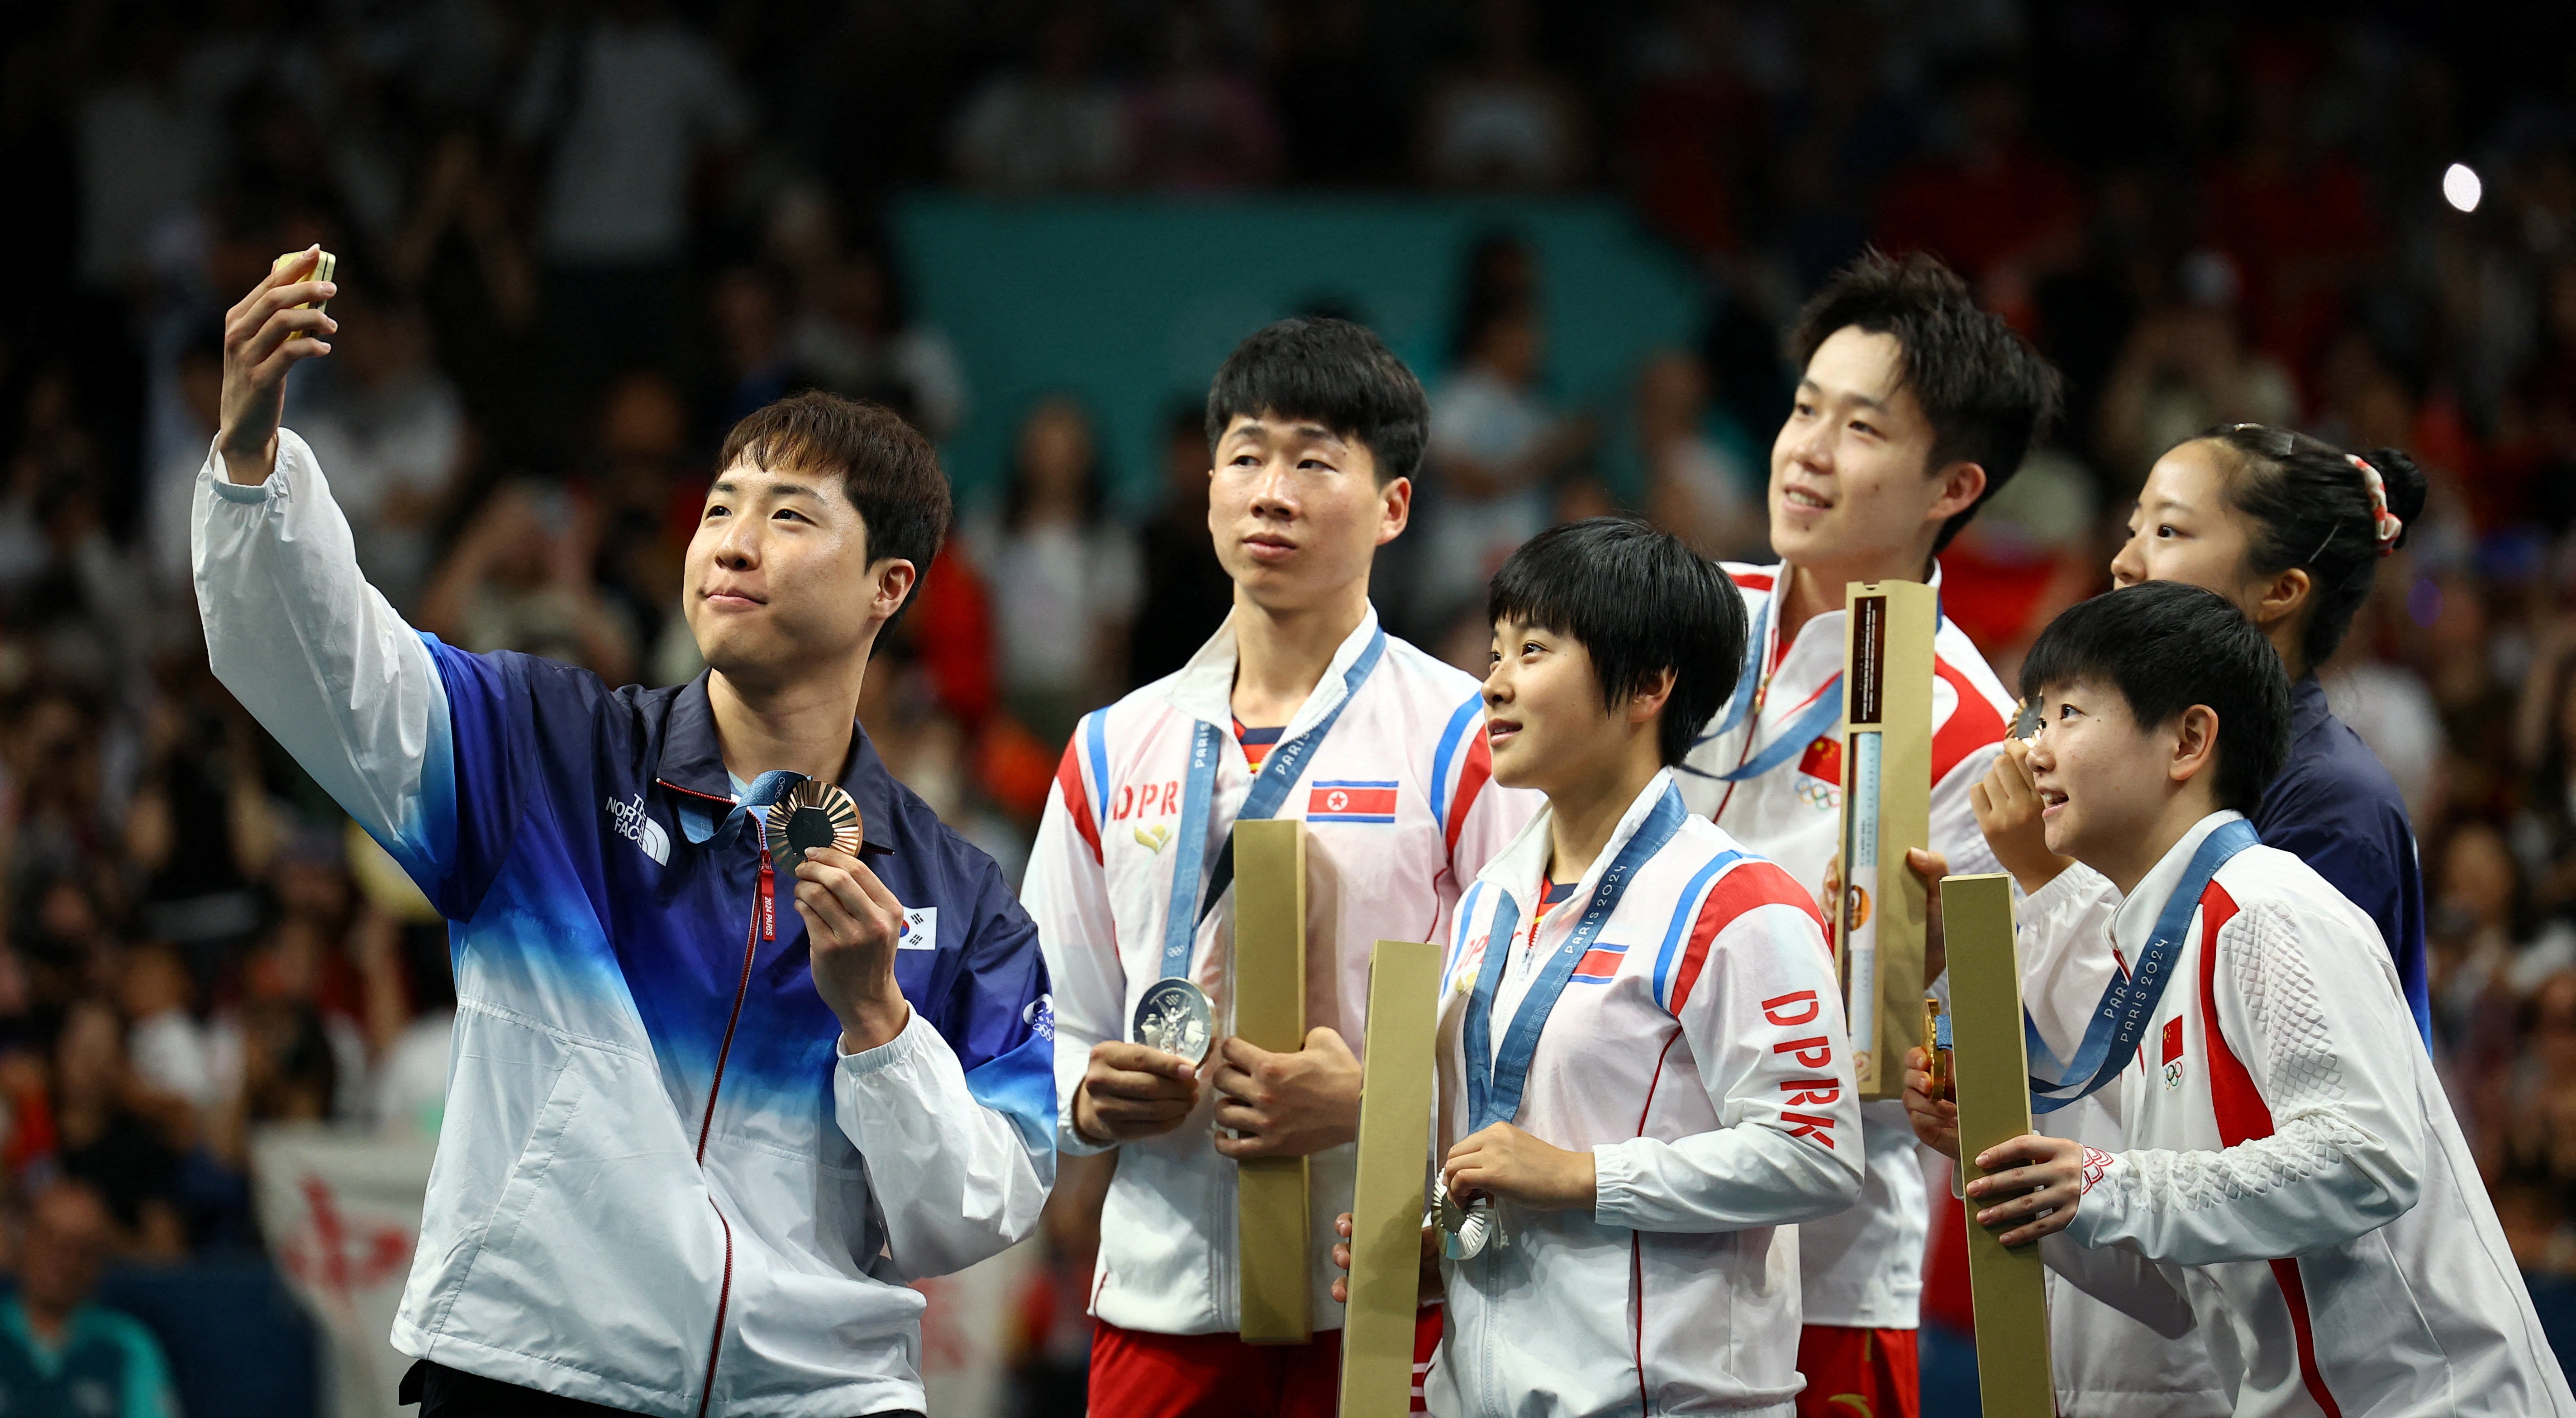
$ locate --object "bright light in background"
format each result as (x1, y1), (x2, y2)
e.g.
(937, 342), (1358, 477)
(2445, 162), (2484, 213)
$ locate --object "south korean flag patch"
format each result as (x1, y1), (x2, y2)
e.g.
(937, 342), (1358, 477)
(2161, 1015), (2185, 1089)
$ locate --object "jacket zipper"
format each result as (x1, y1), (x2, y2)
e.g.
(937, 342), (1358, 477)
(693, 841), (776, 1413)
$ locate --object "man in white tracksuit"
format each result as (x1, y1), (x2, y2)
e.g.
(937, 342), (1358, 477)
(1673, 250), (2057, 1417)
(1023, 318), (1536, 1414)
(1912, 583), (2573, 1418)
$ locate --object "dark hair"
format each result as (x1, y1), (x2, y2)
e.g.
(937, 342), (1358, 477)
(2192, 425), (2430, 671)
(1790, 250), (2064, 552)
(1488, 518), (1748, 767)
(1206, 317), (1429, 485)
(719, 392), (951, 628)
(2020, 582), (2290, 814)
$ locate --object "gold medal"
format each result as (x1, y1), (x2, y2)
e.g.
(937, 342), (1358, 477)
(765, 778), (863, 873)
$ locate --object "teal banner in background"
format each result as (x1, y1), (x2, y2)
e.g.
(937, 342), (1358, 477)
(889, 194), (1710, 509)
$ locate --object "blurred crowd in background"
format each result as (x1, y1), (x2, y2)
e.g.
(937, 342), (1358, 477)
(6, 0), (2576, 1408)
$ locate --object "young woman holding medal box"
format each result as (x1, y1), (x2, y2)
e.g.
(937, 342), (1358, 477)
(1334, 519), (1864, 1417)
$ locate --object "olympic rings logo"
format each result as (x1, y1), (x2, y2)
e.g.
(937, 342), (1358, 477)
(1795, 778), (1842, 812)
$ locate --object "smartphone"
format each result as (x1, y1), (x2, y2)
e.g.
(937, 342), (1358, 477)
(271, 249), (338, 320)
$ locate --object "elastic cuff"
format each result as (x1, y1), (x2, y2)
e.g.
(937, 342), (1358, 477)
(835, 1007), (927, 1076)
(203, 455), (277, 503)
(1586, 1141), (1636, 1227)
(2023, 859), (2109, 917)
(1057, 1115), (1114, 1157)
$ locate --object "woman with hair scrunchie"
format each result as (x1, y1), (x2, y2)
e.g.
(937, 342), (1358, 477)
(1979, 423), (2433, 1037)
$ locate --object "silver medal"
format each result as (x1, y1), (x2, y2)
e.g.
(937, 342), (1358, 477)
(1131, 977), (1214, 1064)
(1432, 1174), (1494, 1260)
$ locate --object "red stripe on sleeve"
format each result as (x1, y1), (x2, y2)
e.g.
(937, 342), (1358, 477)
(1930, 658), (2009, 785)
(1445, 726), (1495, 859)
(1669, 860), (1825, 1014)
(1055, 739), (1102, 864)
(2195, 880), (2344, 1417)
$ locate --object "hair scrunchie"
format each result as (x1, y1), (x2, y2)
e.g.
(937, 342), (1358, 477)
(2349, 454), (2405, 556)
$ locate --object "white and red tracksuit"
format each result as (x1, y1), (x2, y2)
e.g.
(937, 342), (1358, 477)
(1023, 608), (1538, 1343)
(1428, 772), (1865, 1417)
(2030, 812), (2575, 1418)
(1673, 562), (2011, 1343)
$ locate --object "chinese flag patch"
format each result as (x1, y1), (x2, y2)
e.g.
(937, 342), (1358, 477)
(1797, 735), (1842, 783)
(2160, 1016), (2185, 1089)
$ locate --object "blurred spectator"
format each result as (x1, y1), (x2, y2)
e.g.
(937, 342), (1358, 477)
(416, 484), (638, 686)
(951, 4), (1127, 192)
(73, 22), (212, 294)
(2517, 621), (2576, 922)
(1417, 297), (1590, 635)
(1269, 0), (1404, 186)
(969, 397), (1138, 749)
(709, 264), (796, 435)
(1126, 6), (1279, 191)
(2095, 253), (2298, 482)
(1629, 350), (1763, 560)
(1419, 0), (1588, 190)
(142, 330), (226, 595)
(1621, 0), (1768, 258)
(511, 0), (750, 401)
(284, 285), (470, 610)
(1876, 60), (2083, 321)
(577, 372), (698, 686)
(52, 1001), (185, 1258)
(1128, 406), (1235, 688)
(2200, 51), (2381, 379)
(1767, 20), (1918, 291)
(0, 1182), (181, 1417)
(776, 234), (967, 443)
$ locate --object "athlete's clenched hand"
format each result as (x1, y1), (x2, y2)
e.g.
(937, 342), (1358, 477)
(795, 845), (913, 1054)
(219, 247), (337, 486)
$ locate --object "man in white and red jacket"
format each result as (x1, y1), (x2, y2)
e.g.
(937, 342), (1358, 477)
(1674, 251), (2058, 1418)
(1022, 318), (1536, 1416)
(1909, 583), (2573, 1418)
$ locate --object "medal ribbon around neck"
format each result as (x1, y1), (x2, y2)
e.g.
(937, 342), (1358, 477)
(1680, 584), (1949, 785)
(1463, 783), (1688, 1133)
(1155, 627), (1387, 984)
(2024, 818), (2260, 1114)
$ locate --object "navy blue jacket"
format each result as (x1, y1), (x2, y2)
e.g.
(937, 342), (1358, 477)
(2256, 675), (2432, 1042)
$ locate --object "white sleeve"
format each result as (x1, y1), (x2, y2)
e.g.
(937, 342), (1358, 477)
(1024, 721), (1124, 1157)
(1591, 892), (1864, 1232)
(192, 430), (448, 871)
(834, 1010), (1050, 1280)
(2040, 1232), (2198, 1340)
(2065, 901), (2424, 1265)
(1930, 742), (2007, 881)
(2015, 862), (2125, 1089)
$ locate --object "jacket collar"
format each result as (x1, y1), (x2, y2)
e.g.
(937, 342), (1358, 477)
(2290, 672), (2330, 745)
(1475, 768), (1681, 923)
(1761, 557), (1947, 661)
(2108, 809), (2247, 959)
(1161, 604), (1385, 734)
(653, 671), (896, 853)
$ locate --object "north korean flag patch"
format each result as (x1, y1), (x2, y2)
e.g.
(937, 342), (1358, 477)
(1307, 780), (1398, 823)
(2161, 1015), (2185, 1089)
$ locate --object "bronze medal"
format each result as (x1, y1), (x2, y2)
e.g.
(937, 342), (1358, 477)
(765, 778), (863, 873)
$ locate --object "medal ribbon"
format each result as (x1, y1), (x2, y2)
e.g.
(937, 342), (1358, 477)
(1681, 592), (1844, 784)
(1156, 627), (1388, 983)
(1463, 783), (1688, 1132)
(2025, 818), (2261, 1114)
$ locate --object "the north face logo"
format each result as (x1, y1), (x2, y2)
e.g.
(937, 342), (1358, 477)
(605, 793), (669, 864)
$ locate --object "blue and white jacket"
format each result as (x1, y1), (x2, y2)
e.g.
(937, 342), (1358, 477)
(194, 430), (1054, 1418)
